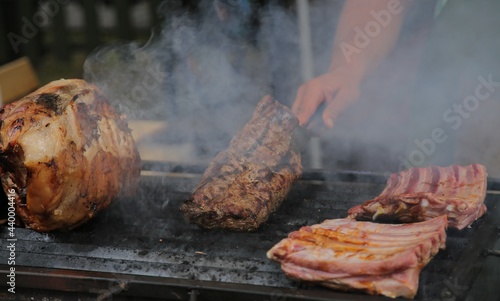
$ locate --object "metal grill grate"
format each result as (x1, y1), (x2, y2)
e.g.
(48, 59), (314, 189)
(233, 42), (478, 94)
(1, 162), (500, 300)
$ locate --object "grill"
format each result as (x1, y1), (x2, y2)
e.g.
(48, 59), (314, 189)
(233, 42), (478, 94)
(1, 161), (500, 300)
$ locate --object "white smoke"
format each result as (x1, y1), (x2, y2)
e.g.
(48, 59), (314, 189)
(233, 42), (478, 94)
(84, 1), (500, 175)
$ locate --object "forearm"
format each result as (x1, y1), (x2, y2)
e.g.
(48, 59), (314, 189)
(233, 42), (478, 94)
(291, 0), (412, 127)
(329, 0), (412, 79)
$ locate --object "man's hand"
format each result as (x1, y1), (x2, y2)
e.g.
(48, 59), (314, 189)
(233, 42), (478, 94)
(292, 67), (361, 128)
(292, 0), (410, 128)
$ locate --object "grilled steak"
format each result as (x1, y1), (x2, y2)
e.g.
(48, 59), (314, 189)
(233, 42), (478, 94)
(267, 216), (448, 299)
(180, 95), (302, 231)
(0, 79), (141, 232)
(348, 164), (487, 230)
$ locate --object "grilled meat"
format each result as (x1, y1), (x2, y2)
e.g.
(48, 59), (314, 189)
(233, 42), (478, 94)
(348, 164), (487, 229)
(0, 79), (141, 232)
(180, 95), (302, 231)
(267, 216), (448, 299)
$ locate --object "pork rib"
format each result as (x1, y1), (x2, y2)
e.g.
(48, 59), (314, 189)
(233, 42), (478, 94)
(180, 95), (302, 231)
(347, 164), (487, 229)
(0, 79), (141, 232)
(267, 216), (448, 299)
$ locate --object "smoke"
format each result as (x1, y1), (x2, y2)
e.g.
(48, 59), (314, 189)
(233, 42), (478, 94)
(392, 0), (500, 175)
(84, 1), (292, 160)
(83, 1), (500, 175)
(315, 0), (500, 176)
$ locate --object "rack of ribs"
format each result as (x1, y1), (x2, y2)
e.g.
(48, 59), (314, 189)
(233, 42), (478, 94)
(267, 216), (448, 299)
(348, 164), (487, 230)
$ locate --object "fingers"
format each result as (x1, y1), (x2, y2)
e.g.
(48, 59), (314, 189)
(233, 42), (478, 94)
(292, 80), (331, 126)
(292, 71), (360, 128)
(292, 85), (317, 126)
(322, 86), (360, 128)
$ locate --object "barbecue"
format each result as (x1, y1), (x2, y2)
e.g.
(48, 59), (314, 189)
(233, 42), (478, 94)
(0, 79), (141, 232)
(267, 216), (448, 299)
(1, 162), (499, 300)
(1, 1), (500, 300)
(181, 95), (302, 231)
(348, 164), (488, 229)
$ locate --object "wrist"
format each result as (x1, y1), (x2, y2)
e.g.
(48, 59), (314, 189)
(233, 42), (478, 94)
(328, 61), (366, 83)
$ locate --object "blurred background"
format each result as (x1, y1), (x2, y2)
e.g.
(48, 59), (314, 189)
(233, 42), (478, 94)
(0, 0), (166, 83)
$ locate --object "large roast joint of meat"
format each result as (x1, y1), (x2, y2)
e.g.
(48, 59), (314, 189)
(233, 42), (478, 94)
(0, 79), (141, 232)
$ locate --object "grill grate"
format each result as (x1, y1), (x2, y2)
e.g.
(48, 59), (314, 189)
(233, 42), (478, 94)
(1, 162), (500, 300)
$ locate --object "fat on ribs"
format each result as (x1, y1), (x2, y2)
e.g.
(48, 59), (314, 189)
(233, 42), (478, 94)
(348, 164), (487, 230)
(0, 79), (141, 232)
(180, 95), (302, 231)
(267, 216), (448, 299)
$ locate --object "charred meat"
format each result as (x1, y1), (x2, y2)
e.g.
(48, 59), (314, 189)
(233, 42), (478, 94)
(0, 79), (141, 232)
(348, 164), (487, 230)
(180, 95), (302, 231)
(267, 216), (448, 299)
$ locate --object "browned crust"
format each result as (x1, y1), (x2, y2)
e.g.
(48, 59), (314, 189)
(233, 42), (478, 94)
(180, 95), (302, 231)
(0, 79), (140, 232)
